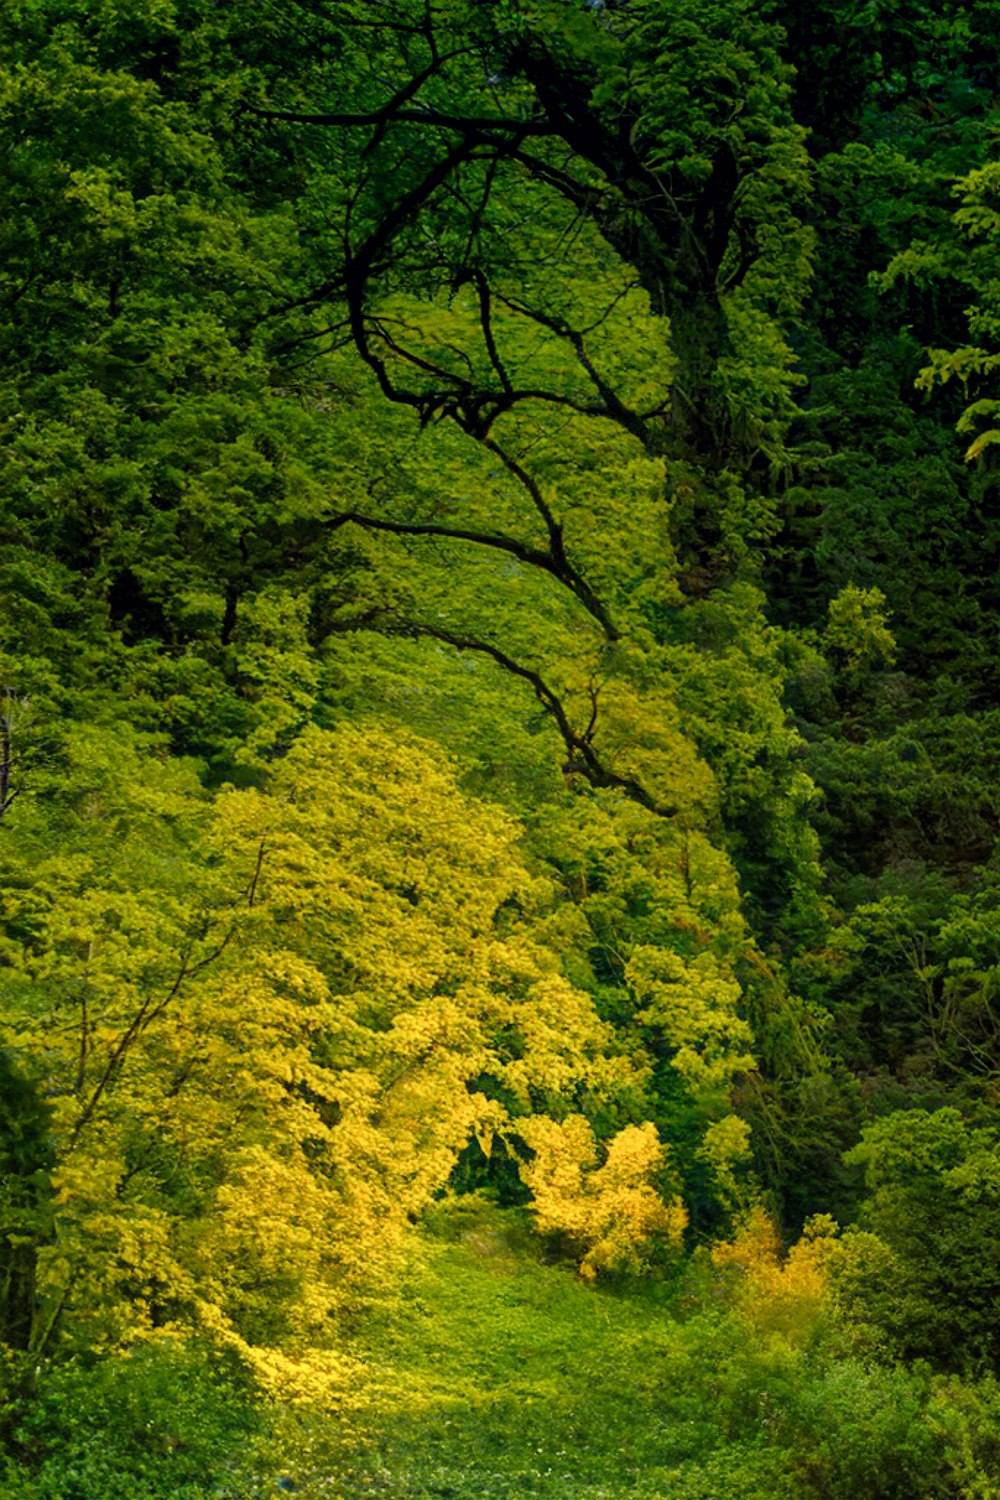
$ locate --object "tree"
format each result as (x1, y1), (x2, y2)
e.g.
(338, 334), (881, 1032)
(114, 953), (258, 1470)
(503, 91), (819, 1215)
(517, 1116), (687, 1278)
(256, 0), (811, 468)
(901, 161), (1000, 463)
(844, 1108), (1000, 1371)
(2, 713), (692, 1386)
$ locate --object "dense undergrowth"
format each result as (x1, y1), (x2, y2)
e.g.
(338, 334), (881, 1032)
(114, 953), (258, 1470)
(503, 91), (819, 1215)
(8, 1199), (1000, 1500)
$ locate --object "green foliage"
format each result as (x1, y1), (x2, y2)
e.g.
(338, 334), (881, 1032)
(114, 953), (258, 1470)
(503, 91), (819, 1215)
(824, 584), (897, 682)
(844, 1108), (1000, 1371)
(4, 1343), (262, 1500)
(3, 0), (1000, 1490)
(254, 1201), (967, 1500)
(0, 1057), (53, 1362)
(904, 162), (1000, 461)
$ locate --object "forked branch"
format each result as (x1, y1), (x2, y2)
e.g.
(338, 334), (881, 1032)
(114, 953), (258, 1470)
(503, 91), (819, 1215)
(332, 615), (676, 818)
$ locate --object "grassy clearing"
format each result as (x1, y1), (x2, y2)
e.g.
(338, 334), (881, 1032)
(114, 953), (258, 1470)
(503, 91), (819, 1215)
(268, 1200), (940, 1500)
(5, 1198), (969, 1499)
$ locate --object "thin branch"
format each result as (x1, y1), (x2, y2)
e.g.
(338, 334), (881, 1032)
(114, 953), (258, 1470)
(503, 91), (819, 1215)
(30, 1271), (79, 1362)
(330, 508), (552, 565)
(334, 616), (676, 818)
(479, 438), (620, 638)
(245, 104), (555, 137)
(0, 695), (15, 821)
(65, 900), (248, 1149)
(67, 947), (195, 1148)
(357, 320), (648, 434)
(243, 45), (460, 135)
(462, 155), (501, 269)
(583, 680), (602, 744)
(328, 505), (618, 639)
(479, 437), (563, 550)
(494, 292), (653, 444)
(372, 318), (475, 390)
(246, 839), (267, 909)
(474, 270), (513, 395)
(346, 136), (481, 407)
(74, 982), (89, 1098)
(510, 146), (606, 219)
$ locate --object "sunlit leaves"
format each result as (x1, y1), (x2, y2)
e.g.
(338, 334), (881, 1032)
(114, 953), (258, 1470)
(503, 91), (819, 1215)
(517, 1114), (687, 1279)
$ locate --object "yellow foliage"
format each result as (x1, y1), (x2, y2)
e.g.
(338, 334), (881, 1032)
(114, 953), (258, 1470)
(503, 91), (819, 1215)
(627, 946), (755, 1096)
(7, 720), (658, 1389)
(518, 1115), (686, 1280)
(711, 1207), (839, 1341)
(585, 678), (719, 821)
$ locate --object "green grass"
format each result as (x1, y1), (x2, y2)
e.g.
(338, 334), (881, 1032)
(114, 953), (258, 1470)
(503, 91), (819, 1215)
(267, 1198), (944, 1500)
(5, 1197), (977, 1499)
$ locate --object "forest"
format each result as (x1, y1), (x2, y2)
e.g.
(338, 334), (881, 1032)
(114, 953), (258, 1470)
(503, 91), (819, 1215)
(2, 1), (1000, 1495)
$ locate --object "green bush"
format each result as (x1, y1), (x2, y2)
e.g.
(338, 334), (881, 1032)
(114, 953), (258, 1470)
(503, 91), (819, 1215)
(844, 1108), (1000, 1371)
(2, 1343), (264, 1500)
(783, 1360), (943, 1499)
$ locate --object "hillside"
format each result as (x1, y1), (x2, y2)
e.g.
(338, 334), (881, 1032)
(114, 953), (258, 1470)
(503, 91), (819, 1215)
(3, 3), (1000, 1494)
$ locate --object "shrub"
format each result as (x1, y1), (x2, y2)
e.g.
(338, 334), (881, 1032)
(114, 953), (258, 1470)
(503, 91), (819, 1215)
(3, 1342), (263, 1500)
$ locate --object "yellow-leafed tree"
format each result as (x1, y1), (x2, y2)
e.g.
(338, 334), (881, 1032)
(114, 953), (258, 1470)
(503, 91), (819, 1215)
(2, 720), (653, 1392)
(518, 1114), (687, 1279)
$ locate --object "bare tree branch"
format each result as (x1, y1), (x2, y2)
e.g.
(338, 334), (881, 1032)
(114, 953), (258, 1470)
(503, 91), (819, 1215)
(329, 425), (623, 642)
(330, 615), (676, 818)
(473, 269), (513, 396)
(493, 293), (656, 444)
(244, 105), (555, 137)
